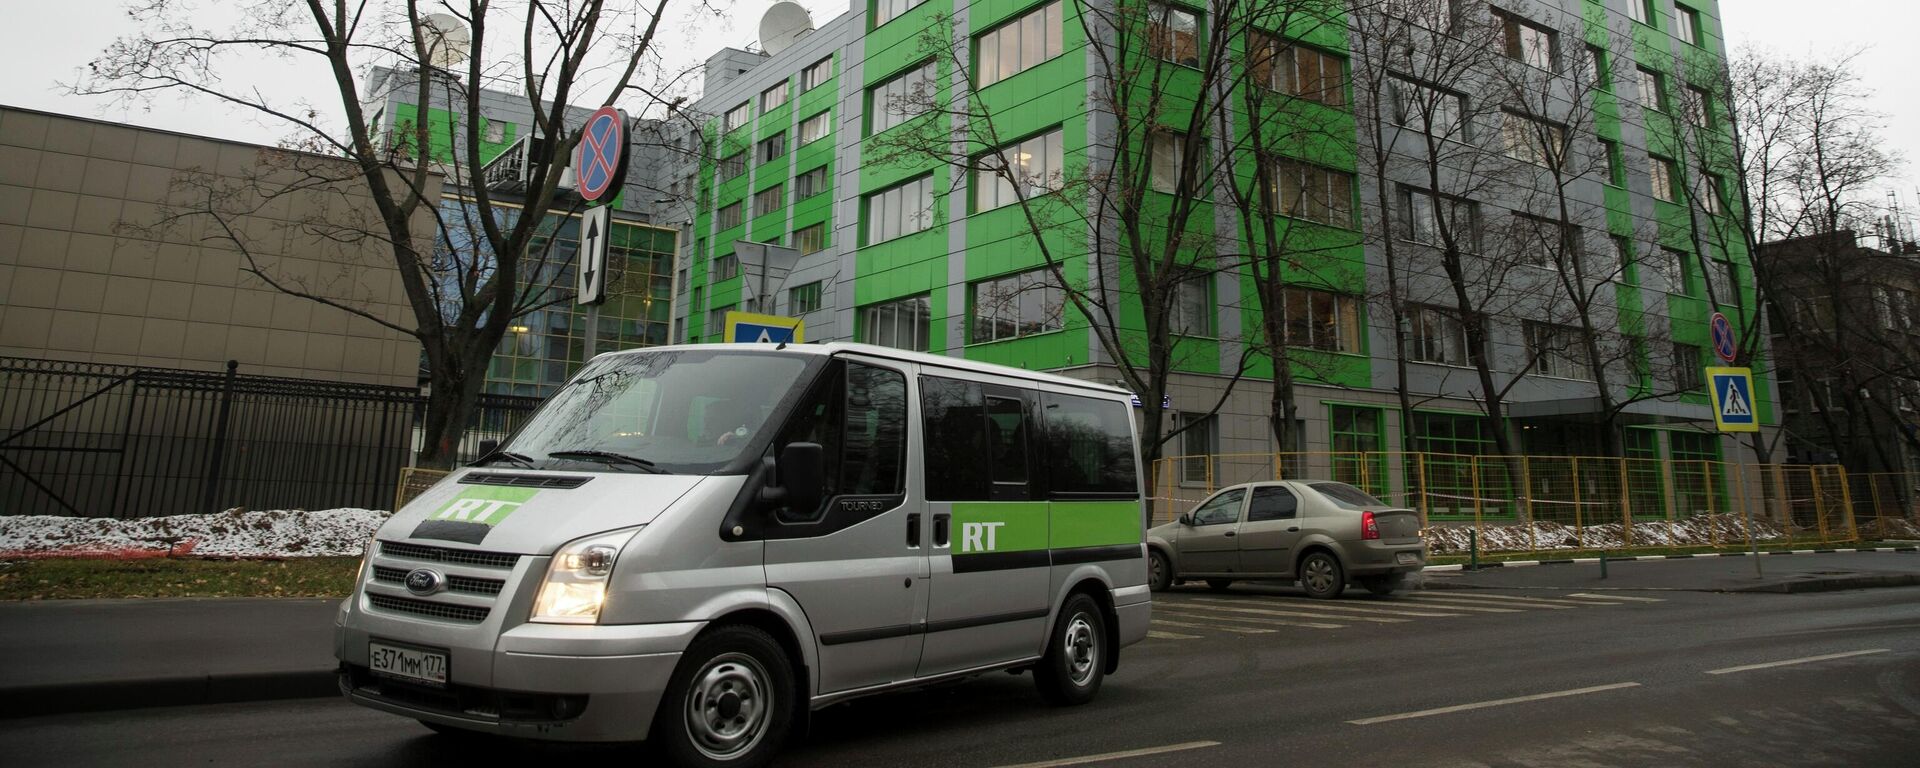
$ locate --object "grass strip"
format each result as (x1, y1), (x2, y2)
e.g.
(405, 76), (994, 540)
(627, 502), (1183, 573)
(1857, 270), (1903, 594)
(0, 556), (360, 600)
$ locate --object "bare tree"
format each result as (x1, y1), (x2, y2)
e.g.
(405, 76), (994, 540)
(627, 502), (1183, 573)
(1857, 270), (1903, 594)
(75, 0), (699, 466)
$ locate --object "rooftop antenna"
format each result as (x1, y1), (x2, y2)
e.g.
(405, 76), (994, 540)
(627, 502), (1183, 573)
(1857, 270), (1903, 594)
(417, 13), (473, 71)
(758, 2), (815, 57)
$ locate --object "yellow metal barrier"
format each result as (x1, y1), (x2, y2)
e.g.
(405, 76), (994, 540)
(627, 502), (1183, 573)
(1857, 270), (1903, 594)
(1151, 452), (1868, 556)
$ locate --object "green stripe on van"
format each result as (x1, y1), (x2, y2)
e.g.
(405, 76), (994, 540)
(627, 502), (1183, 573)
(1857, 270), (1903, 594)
(950, 502), (1048, 554)
(1048, 501), (1143, 550)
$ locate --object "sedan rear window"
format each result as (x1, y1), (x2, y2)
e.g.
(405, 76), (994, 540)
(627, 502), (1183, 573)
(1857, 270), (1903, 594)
(1308, 481), (1385, 510)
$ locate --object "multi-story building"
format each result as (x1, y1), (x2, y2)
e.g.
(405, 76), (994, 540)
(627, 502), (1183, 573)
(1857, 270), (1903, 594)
(668, 0), (1768, 502)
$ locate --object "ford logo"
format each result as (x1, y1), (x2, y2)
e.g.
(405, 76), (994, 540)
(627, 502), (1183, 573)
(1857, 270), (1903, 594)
(404, 568), (443, 596)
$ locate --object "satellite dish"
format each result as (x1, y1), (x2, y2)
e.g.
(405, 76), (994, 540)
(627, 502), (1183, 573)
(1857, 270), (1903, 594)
(417, 13), (472, 70)
(758, 2), (814, 56)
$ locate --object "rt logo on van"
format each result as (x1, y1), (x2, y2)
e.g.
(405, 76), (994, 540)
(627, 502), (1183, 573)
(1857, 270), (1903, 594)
(960, 522), (1005, 553)
(429, 487), (539, 526)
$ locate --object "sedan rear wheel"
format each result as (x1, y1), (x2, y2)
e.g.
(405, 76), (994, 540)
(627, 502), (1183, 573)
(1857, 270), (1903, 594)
(1299, 551), (1346, 600)
(1148, 550), (1174, 592)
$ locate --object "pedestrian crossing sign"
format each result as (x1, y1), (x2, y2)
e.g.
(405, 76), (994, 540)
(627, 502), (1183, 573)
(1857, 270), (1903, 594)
(1707, 366), (1758, 433)
(724, 311), (804, 344)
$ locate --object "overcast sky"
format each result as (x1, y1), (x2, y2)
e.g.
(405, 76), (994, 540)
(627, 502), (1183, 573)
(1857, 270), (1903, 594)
(2, 0), (1914, 212)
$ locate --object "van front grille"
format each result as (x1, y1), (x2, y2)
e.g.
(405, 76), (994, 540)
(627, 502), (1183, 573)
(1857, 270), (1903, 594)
(380, 541), (520, 569)
(371, 567), (506, 597)
(367, 594), (490, 623)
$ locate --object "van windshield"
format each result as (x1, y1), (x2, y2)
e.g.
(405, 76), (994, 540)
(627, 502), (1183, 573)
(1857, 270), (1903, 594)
(502, 349), (811, 474)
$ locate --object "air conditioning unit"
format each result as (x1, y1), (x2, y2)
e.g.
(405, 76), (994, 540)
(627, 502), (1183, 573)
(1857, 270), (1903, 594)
(481, 134), (576, 193)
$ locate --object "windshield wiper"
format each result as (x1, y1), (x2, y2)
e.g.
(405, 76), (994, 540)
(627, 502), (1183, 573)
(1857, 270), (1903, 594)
(470, 450), (537, 469)
(545, 449), (665, 474)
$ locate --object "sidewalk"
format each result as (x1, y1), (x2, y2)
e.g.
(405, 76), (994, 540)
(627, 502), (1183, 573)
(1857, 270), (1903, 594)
(1422, 550), (1920, 593)
(0, 597), (341, 718)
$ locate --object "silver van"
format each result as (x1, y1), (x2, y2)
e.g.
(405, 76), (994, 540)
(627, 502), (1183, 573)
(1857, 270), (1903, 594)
(334, 343), (1151, 766)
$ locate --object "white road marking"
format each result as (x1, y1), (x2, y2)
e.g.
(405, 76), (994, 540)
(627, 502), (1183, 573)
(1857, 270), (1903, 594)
(1379, 596), (1524, 613)
(1705, 649), (1892, 675)
(1696, 553), (1722, 557)
(1146, 630), (1200, 640)
(1636, 555), (1666, 561)
(1187, 596), (1467, 618)
(1502, 560), (1542, 567)
(1568, 593), (1664, 602)
(1408, 591), (1620, 607)
(1346, 682), (1642, 725)
(1425, 564), (1464, 571)
(1150, 618), (1277, 634)
(1169, 601), (1408, 624)
(990, 740), (1221, 768)
(1156, 608), (1345, 630)
(1792, 549), (1816, 554)
(1397, 594), (1561, 610)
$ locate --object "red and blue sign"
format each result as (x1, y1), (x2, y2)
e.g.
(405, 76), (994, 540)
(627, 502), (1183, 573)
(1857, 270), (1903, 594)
(1709, 311), (1737, 363)
(574, 106), (628, 203)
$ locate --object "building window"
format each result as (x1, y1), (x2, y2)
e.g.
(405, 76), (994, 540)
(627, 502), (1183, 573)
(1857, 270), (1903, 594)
(861, 294), (931, 351)
(716, 202), (743, 230)
(874, 0), (927, 27)
(971, 268), (1065, 343)
(757, 132), (786, 163)
(1514, 213), (1576, 270)
(752, 185), (783, 217)
(720, 152), (746, 180)
(975, 128), (1065, 211)
(977, 1), (1064, 87)
(798, 111), (832, 145)
(1672, 343), (1703, 390)
(1675, 5), (1702, 45)
(1584, 44), (1611, 90)
(1702, 173), (1725, 214)
(795, 166), (830, 199)
(1147, 3), (1200, 67)
(1601, 138), (1624, 185)
(1171, 270), (1211, 336)
(1708, 257), (1737, 304)
(1282, 286), (1362, 353)
(865, 175), (934, 244)
(1388, 76), (1466, 138)
(1613, 235), (1633, 279)
(1399, 186), (1479, 250)
(1150, 131), (1188, 194)
(1501, 111), (1565, 168)
(1684, 84), (1712, 127)
(1408, 304), (1469, 366)
(1329, 405), (1387, 496)
(1656, 247), (1687, 293)
(790, 281), (823, 314)
(801, 57), (834, 92)
(1176, 411), (1217, 485)
(761, 82), (789, 112)
(1525, 322), (1592, 380)
(712, 254), (739, 280)
(1272, 158), (1354, 227)
(794, 223), (826, 255)
(1250, 33), (1346, 107)
(1636, 67), (1668, 111)
(1626, 0), (1653, 25)
(1649, 155), (1679, 201)
(724, 102), (751, 132)
(1497, 11), (1557, 71)
(708, 303), (731, 332)
(869, 61), (936, 134)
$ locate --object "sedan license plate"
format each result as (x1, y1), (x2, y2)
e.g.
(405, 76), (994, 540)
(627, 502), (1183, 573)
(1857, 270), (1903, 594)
(369, 642), (448, 687)
(1396, 552), (1420, 565)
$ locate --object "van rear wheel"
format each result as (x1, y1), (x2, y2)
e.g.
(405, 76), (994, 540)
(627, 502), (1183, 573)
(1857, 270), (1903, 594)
(1034, 593), (1106, 706)
(652, 625), (794, 768)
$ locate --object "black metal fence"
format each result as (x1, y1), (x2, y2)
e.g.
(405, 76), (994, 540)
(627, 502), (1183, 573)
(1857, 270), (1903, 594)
(0, 357), (541, 518)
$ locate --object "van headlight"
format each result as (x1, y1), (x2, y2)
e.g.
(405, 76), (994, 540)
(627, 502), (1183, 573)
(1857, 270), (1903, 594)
(531, 527), (641, 624)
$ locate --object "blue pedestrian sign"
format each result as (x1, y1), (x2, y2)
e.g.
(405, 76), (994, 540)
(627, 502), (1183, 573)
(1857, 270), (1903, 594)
(724, 311), (804, 344)
(1707, 366), (1758, 433)
(574, 106), (628, 203)
(1709, 312), (1737, 363)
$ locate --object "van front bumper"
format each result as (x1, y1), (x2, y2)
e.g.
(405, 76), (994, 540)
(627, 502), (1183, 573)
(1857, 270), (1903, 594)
(336, 615), (704, 742)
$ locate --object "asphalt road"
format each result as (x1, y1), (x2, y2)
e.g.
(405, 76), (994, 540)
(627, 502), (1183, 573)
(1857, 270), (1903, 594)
(4, 583), (1917, 767)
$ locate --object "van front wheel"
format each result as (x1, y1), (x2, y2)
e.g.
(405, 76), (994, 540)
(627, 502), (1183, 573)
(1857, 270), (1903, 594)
(652, 625), (794, 768)
(1034, 593), (1106, 706)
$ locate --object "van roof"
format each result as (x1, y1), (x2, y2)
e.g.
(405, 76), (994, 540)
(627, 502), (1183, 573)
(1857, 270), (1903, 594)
(599, 342), (1132, 399)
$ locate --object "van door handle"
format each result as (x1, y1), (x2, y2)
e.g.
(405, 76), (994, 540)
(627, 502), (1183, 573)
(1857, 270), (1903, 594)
(1287, 526), (1299, 532)
(933, 513), (951, 548)
(1223, 530), (1236, 537)
(907, 513), (921, 547)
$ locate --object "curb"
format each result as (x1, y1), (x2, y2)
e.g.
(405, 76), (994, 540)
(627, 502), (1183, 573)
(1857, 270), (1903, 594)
(1423, 546), (1920, 572)
(0, 669), (338, 719)
(1730, 573), (1920, 594)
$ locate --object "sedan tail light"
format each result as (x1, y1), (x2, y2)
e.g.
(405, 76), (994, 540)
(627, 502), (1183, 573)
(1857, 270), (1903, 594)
(1361, 510), (1380, 540)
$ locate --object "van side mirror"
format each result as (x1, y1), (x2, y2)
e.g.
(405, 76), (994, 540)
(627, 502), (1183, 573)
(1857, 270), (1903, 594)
(477, 439), (498, 459)
(766, 442), (825, 521)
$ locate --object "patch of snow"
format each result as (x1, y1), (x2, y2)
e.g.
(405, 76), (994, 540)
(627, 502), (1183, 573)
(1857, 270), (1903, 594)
(1422, 512), (1790, 554)
(0, 508), (390, 559)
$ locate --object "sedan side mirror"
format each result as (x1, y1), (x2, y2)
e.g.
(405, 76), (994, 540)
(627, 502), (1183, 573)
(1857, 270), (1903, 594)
(1178, 512), (1194, 526)
(765, 442), (825, 521)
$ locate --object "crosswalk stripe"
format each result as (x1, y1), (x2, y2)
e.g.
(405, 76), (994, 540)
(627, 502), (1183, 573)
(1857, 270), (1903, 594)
(1408, 591), (1620, 607)
(1401, 594), (1571, 610)
(1147, 629), (1201, 640)
(1386, 595), (1526, 612)
(1166, 602), (1409, 624)
(1151, 618), (1277, 634)
(1567, 592), (1664, 602)
(1156, 608), (1345, 630)
(1184, 596), (1468, 618)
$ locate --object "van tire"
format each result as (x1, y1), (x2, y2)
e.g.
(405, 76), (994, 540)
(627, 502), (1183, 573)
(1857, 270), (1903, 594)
(651, 625), (795, 768)
(1034, 593), (1106, 706)
(1148, 550), (1174, 592)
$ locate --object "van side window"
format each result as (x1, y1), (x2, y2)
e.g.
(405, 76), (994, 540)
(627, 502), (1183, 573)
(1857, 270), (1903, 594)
(842, 363), (907, 495)
(1247, 486), (1298, 521)
(986, 395), (1029, 485)
(1038, 392), (1138, 497)
(921, 376), (989, 500)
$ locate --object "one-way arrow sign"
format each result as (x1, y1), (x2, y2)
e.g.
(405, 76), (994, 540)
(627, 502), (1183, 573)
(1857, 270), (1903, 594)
(577, 205), (610, 306)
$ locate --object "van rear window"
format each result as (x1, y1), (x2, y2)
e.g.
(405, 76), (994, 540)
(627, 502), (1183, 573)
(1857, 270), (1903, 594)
(1039, 392), (1137, 498)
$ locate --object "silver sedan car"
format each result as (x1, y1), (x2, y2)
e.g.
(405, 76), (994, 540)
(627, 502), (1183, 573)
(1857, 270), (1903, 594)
(1146, 480), (1427, 598)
